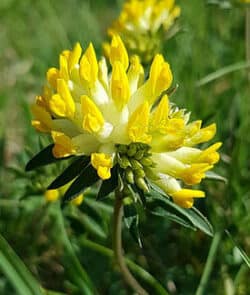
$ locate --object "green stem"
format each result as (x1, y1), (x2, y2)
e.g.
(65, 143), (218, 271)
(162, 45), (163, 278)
(195, 231), (222, 295)
(113, 190), (149, 295)
(54, 203), (96, 295)
(79, 237), (169, 295)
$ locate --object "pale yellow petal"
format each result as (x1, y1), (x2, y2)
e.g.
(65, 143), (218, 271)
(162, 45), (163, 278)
(127, 101), (151, 143)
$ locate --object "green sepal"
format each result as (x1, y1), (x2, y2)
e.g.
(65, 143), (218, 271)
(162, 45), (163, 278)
(147, 187), (214, 236)
(97, 165), (118, 200)
(48, 156), (90, 189)
(132, 185), (146, 206)
(62, 165), (99, 203)
(25, 144), (70, 171)
(124, 204), (142, 247)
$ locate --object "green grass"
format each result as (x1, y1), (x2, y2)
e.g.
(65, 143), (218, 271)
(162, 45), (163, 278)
(0, 0), (250, 294)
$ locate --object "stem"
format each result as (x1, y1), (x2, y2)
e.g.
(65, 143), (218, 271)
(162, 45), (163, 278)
(79, 237), (169, 295)
(195, 231), (222, 295)
(246, 6), (250, 81)
(113, 190), (149, 295)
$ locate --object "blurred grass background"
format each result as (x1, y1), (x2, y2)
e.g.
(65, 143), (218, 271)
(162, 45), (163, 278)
(0, 0), (250, 294)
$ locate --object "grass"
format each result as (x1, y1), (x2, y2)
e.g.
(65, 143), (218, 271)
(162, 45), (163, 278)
(0, 0), (250, 294)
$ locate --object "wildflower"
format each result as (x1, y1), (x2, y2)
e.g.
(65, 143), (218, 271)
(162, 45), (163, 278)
(104, 0), (181, 63)
(31, 35), (221, 208)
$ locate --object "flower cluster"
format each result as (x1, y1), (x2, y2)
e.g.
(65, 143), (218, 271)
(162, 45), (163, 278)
(104, 0), (180, 63)
(32, 35), (221, 208)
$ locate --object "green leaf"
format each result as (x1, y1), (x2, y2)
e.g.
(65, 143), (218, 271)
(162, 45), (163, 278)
(48, 156), (90, 189)
(124, 204), (142, 247)
(25, 144), (70, 171)
(226, 230), (250, 268)
(196, 60), (250, 87)
(63, 165), (99, 203)
(205, 171), (228, 183)
(0, 233), (43, 295)
(149, 205), (195, 230)
(147, 189), (214, 236)
(97, 165), (118, 200)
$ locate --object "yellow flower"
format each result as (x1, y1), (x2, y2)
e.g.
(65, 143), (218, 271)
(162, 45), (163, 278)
(104, 0), (181, 63)
(45, 185), (84, 205)
(32, 35), (220, 208)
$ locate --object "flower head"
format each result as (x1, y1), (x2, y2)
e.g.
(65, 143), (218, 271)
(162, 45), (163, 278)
(32, 35), (221, 208)
(104, 0), (181, 63)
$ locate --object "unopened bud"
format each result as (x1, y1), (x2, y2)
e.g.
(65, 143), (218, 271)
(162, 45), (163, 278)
(118, 155), (131, 169)
(117, 144), (128, 154)
(135, 177), (149, 192)
(140, 157), (153, 167)
(130, 159), (143, 170)
(134, 150), (144, 160)
(127, 144), (137, 157)
(134, 169), (145, 178)
(125, 168), (134, 184)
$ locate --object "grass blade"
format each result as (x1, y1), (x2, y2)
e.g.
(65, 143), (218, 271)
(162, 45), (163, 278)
(0, 233), (43, 295)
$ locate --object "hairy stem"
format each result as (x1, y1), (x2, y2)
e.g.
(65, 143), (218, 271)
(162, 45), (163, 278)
(113, 190), (149, 295)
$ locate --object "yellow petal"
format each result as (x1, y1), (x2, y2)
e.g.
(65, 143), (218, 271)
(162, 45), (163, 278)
(111, 61), (130, 110)
(102, 42), (111, 60)
(180, 163), (213, 185)
(91, 153), (113, 180)
(110, 35), (129, 71)
(150, 95), (169, 131)
(45, 189), (60, 202)
(71, 194), (84, 206)
(185, 123), (217, 146)
(57, 79), (75, 118)
(46, 67), (59, 89)
(80, 43), (98, 87)
(127, 55), (144, 94)
(197, 142), (222, 164)
(149, 54), (172, 101)
(127, 101), (151, 143)
(49, 94), (67, 117)
(171, 189), (205, 199)
(171, 189), (205, 208)
(81, 95), (104, 133)
(68, 42), (82, 72)
(59, 53), (69, 81)
(31, 104), (53, 132)
(51, 131), (76, 158)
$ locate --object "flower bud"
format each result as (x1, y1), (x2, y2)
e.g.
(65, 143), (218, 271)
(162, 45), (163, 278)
(130, 159), (143, 170)
(125, 167), (135, 184)
(135, 177), (149, 193)
(134, 150), (145, 160)
(127, 144), (137, 157)
(118, 155), (131, 169)
(140, 157), (153, 167)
